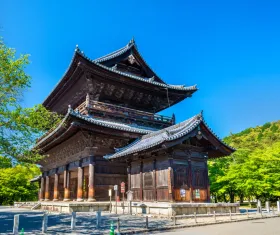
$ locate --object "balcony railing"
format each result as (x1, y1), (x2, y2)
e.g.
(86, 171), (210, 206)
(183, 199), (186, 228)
(75, 100), (174, 125)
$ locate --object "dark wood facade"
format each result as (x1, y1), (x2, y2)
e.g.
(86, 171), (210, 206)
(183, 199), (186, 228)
(36, 39), (234, 203)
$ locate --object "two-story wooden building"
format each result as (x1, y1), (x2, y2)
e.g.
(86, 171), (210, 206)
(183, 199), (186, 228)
(36, 39), (235, 205)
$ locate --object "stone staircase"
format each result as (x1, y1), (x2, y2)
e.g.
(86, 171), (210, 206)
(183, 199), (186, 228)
(14, 201), (41, 210)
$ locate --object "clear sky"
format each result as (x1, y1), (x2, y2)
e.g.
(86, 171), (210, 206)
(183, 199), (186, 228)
(1, 0), (280, 137)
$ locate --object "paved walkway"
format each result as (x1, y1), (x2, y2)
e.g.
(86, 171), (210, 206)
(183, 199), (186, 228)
(0, 207), (172, 234)
(154, 217), (280, 235)
(0, 207), (279, 234)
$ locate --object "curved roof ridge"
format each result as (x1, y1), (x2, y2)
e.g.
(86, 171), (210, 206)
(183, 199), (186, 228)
(104, 112), (235, 160)
(75, 47), (197, 91)
(104, 113), (203, 159)
(94, 39), (135, 63)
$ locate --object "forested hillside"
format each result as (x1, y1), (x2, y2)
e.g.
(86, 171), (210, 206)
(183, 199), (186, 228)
(209, 121), (280, 203)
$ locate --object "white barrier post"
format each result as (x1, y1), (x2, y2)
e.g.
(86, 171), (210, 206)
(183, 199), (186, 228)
(266, 201), (270, 213)
(42, 213), (48, 233)
(146, 216), (148, 229)
(257, 200), (262, 213)
(71, 212), (76, 230)
(229, 209), (232, 221)
(13, 215), (19, 235)
(214, 211), (216, 222)
(96, 211), (101, 229)
(194, 212), (197, 224)
(277, 201), (280, 212)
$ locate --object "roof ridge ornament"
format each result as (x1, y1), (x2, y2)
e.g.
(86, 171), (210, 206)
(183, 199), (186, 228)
(129, 37), (135, 45)
(75, 44), (80, 52)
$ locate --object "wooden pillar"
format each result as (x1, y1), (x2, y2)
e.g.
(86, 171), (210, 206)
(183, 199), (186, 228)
(153, 159), (157, 201)
(63, 167), (70, 201)
(44, 175), (50, 201)
(168, 158), (174, 202)
(77, 161), (84, 201)
(205, 158), (211, 202)
(88, 156), (96, 202)
(140, 160), (143, 201)
(40, 176), (45, 201)
(127, 162), (131, 191)
(53, 170), (59, 201)
(188, 158), (193, 202)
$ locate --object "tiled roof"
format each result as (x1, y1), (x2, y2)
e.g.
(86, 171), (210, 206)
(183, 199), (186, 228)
(94, 39), (135, 63)
(35, 107), (156, 148)
(76, 47), (197, 92)
(104, 112), (235, 160)
(69, 109), (157, 134)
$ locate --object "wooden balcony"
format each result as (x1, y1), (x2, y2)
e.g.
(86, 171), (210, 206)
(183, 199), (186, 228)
(75, 100), (174, 126)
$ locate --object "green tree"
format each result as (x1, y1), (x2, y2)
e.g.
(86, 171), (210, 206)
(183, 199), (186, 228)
(0, 38), (60, 163)
(209, 120), (280, 203)
(0, 164), (40, 205)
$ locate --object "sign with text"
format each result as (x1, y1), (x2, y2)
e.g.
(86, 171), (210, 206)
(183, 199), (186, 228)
(108, 189), (112, 197)
(121, 182), (125, 193)
(126, 190), (133, 201)
(114, 185), (118, 191)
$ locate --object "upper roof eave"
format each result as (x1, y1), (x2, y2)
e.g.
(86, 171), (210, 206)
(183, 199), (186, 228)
(35, 107), (155, 150)
(43, 41), (198, 109)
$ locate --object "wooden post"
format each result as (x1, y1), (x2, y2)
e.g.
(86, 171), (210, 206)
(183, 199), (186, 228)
(140, 160), (143, 201)
(188, 158), (193, 202)
(71, 212), (76, 230)
(13, 214), (19, 235)
(168, 157), (174, 202)
(146, 216), (149, 228)
(127, 162), (131, 191)
(88, 156), (95, 202)
(53, 171), (59, 201)
(40, 176), (45, 201)
(42, 213), (48, 233)
(153, 159), (157, 201)
(44, 175), (50, 201)
(63, 167), (70, 201)
(77, 161), (84, 201)
(204, 158), (211, 202)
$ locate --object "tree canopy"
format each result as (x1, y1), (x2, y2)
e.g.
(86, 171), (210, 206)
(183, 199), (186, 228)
(0, 156), (40, 205)
(0, 38), (60, 163)
(209, 121), (280, 203)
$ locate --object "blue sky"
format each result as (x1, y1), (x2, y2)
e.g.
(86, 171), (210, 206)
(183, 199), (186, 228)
(1, 0), (280, 137)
